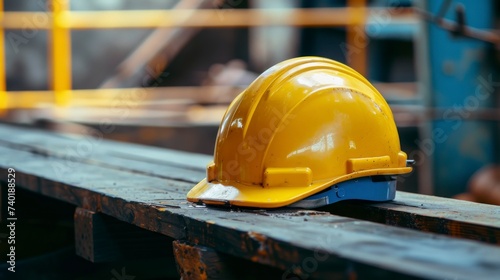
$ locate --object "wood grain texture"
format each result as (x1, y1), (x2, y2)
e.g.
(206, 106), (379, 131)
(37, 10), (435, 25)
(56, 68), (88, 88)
(1, 124), (499, 245)
(172, 240), (301, 280)
(324, 192), (500, 244)
(1, 124), (500, 279)
(0, 123), (208, 183)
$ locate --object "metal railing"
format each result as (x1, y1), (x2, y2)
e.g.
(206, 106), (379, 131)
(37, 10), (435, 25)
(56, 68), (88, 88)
(0, 0), (410, 110)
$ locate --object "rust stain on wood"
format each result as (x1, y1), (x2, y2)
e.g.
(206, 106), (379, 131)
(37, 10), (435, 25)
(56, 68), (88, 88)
(248, 231), (269, 262)
(173, 241), (208, 280)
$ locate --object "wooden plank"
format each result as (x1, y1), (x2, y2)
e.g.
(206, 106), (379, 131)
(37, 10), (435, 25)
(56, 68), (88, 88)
(1, 142), (500, 279)
(1, 124), (499, 246)
(324, 193), (500, 244)
(0, 123), (211, 168)
(74, 207), (175, 263)
(172, 240), (284, 280)
(0, 124), (208, 183)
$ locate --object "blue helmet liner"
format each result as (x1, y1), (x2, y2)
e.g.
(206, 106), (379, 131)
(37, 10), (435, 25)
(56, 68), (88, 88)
(289, 176), (397, 209)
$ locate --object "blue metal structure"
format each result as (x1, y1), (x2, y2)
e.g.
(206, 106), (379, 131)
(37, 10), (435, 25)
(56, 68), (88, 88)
(420, 0), (497, 197)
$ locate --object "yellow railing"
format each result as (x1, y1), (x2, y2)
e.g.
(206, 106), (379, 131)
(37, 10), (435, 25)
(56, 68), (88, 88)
(51, 0), (71, 106)
(0, 0), (411, 110)
(0, 1), (5, 110)
(2, 8), (376, 29)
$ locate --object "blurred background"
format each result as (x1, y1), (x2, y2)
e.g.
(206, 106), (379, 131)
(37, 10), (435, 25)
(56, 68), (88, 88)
(1, 0), (499, 203)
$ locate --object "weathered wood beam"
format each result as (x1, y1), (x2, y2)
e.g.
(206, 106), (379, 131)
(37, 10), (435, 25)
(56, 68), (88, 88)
(324, 193), (500, 244)
(1, 140), (500, 279)
(1, 124), (498, 245)
(172, 240), (286, 280)
(74, 207), (175, 263)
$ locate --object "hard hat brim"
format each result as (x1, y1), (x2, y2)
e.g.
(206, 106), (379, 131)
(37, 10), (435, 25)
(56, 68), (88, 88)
(187, 167), (412, 208)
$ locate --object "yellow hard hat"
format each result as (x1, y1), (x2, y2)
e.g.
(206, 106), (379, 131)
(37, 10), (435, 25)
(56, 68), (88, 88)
(187, 56), (412, 208)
